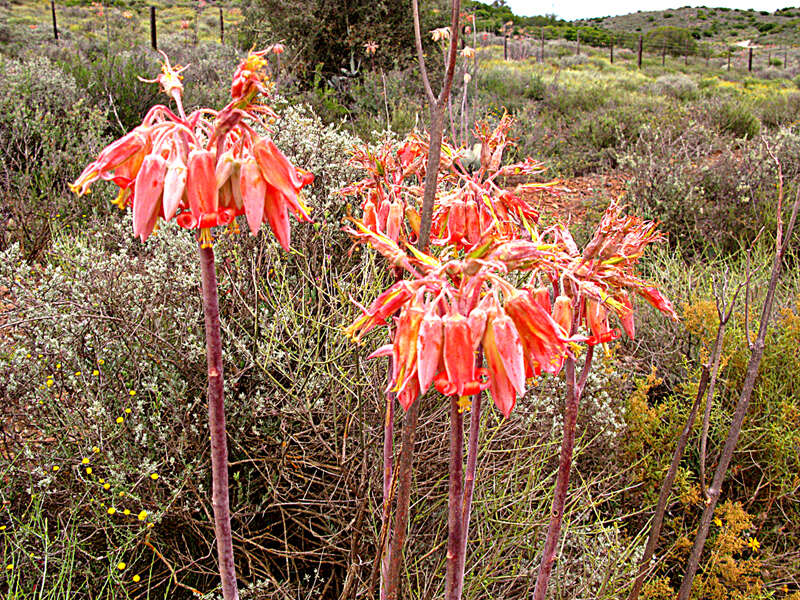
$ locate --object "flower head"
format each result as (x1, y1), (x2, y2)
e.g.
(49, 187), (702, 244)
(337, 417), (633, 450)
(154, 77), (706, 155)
(71, 52), (313, 250)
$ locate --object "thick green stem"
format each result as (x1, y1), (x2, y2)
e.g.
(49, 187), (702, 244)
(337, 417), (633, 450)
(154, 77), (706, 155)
(199, 244), (238, 600)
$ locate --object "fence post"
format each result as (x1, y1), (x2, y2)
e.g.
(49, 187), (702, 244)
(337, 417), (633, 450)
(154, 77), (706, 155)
(784, 47), (788, 69)
(50, 0), (58, 41)
(576, 30), (580, 55)
(661, 41), (666, 66)
(748, 47), (753, 72)
(637, 35), (643, 69)
(540, 27), (544, 63)
(609, 39), (613, 63)
(684, 44), (689, 65)
(503, 33), (507, 60)
(727, 49), (731, 71)
(150, 6), (157, 50)
(219, 7), (224, 44)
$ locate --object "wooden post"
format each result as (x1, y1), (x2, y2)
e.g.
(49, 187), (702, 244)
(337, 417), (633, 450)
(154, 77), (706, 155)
(684, 43), (689, 65)
(768, 50), (772, 66)
(609, 39), (614, 63)
(150, 6), (157, 51)
(784, 47), (788, 69)
(576, 30), (580, 55)
(540, 27), (544, 62)
(662, 41), (666, 66)
(727, 49), (731, 71)
(219, 7), (224, 44)
(748, 47), (753, 72)
(637, 35), (643, 69)
(50, 0), (58, 41)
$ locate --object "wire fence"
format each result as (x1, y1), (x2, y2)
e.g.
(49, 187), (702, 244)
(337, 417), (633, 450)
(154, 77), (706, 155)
(34, 3), (800, 75)
(41, 1), (243, 50)
(473, 28), (798, 73)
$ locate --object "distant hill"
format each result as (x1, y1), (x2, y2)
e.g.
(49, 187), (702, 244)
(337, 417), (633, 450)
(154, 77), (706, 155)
(467, 2), (800, 48)
(576, 7), (799, 46)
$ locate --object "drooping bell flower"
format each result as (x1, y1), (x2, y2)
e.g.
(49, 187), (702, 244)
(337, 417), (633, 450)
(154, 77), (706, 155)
(531, 287), (551, 312)
(552, 295), (573, 337)
(616, 292), (635, 339)
(443, 311), (475, 396)
(464, 199), (481, 246)
(585, 298), (619, 345)
(386, 199), (403, 242)
(417, 309), (444, 395)
(392, 302), (425, 396)
(638, 286), (679, 321)
(448, 199), (466, 243)
(345, 281), (414, 342)
(467, 306), (487, 350)
(505, 291), (569, 376)
(132, 153), (167, 242)
(252, 138), (314, 223)
(70, 126), (151, 196)
(163, 142), (188, 221)
(483, 311), (525, 417)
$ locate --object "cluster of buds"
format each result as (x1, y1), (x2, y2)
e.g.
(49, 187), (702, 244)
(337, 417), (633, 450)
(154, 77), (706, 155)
(342, 115), (559, 251)
(71, 50), (313, 250)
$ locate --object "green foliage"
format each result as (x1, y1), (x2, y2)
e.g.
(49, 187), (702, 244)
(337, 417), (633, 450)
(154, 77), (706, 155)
(0, 54), (108, 258)
(241, 0), (426, 79)
(712, 100), (761, 139)
(644, 26), (697, 56)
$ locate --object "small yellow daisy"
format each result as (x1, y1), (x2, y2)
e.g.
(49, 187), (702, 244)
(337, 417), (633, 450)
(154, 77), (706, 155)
(107, 507), (116, 515)
(129, 390), (136, 396)
(85, 467), (93, 475)
(137, 510), (147, 521)
(116, 416), (124, 424)
(124, 408), (131, 414)
(123, 509), (131, 515)
(103, 483), (110, 490)
(92, 446), (100, 453)
(132, 574), (141, 583)
(92, 370), (99, 376)
(46, 379), (54, 388)
(150, 473), (159, 481)
(52, 465), (60, 472)
(117, 561), (126, 570)
(98, 359), (105, 365)
(81, 457), (90, 465)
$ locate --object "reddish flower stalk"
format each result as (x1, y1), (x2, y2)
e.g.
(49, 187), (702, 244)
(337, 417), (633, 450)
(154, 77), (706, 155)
(72, 51), (312, 600)
(199, 244), (238, 600)
(533, 344), (594, 600)
(445, 393), (465, 600)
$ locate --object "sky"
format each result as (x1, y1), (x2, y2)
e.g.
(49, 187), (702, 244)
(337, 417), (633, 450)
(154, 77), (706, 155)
(502, 1), (797, 21)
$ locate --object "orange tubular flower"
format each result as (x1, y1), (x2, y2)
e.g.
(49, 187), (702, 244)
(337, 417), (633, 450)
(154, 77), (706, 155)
(585, 298), (620, 346)
(505, 292), (569, 376)
(552, 295), (573, 337)
(392, 303), (425, 396)
(443, 312), (475, 396)
(345, 281), (414, 342)
(616, 292), (635, 339)
(483, 311), (526, 417)
(132, 154), (167, 242)
(417, 310), (444, 395)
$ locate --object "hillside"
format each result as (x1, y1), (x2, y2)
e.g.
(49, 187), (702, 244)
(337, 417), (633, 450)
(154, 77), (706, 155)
(576, 6), (800, 46)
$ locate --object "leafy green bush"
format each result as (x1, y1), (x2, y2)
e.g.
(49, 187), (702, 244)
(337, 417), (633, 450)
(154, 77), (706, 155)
(0, 54), (108, 258)
(711, 100), (761, 139)
(653, 73), (699, 100)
